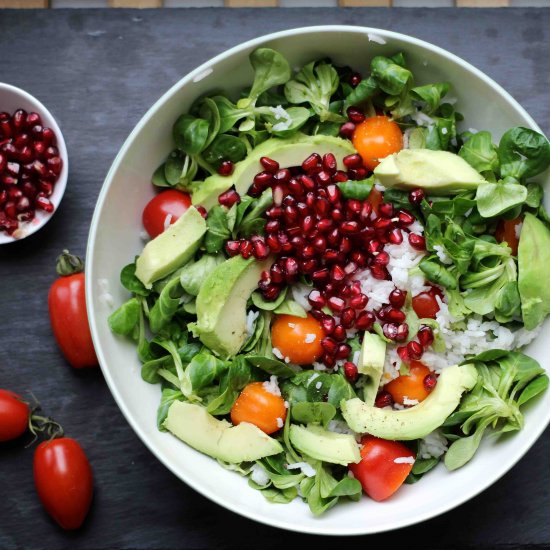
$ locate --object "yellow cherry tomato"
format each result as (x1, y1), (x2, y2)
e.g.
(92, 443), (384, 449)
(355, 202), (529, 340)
(271, 313), (324, 365)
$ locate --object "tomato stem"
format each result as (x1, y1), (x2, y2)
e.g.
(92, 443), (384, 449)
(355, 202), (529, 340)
(56, 249), (84, 276)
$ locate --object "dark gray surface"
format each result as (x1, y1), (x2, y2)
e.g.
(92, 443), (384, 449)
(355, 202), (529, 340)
(0, 7), (548, 549)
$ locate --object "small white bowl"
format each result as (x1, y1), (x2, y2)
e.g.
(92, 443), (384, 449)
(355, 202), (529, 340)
(0, 83), (68, 244)
(87, 27), (550, 535)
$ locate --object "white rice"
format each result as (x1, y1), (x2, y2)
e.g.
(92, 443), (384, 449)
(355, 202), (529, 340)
(272, 347), (284, 360)
(98, 278), (115, 309)
(367, 32), (386, 45)
(313, 361), (328, 371)
(286, 462), (316, 477)
(291, 283), (312, 311)
(418, 430), (448, 459)
(394, 456), (415, 464)
(410, 110), (436, 127)
(276, 417), (284, 428)
(163, 214), (173, 230)
(250, 464), (270, 486)
(403, 396), (419, 406)
(433, 244), (453, 265)
(515, 222), (523, 239)
(269, 105), (292, 132)
(263, 375), (281, 396)
(246, 310), (259, 337)
(307, 373), (320, 385)
(305, 333), (317, 344)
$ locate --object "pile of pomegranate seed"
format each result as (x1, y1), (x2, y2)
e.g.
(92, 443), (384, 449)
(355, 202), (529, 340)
(0, 109), (62, 236)
(220, 151), (430, 369)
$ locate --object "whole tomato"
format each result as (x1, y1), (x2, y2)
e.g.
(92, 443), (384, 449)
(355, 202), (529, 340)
(34, 437), (93, 530)
(0, 389), (29, 442)
(48, 251), (98, 369)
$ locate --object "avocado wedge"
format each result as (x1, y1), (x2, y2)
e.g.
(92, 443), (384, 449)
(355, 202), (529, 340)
(341, 364), (478, 440)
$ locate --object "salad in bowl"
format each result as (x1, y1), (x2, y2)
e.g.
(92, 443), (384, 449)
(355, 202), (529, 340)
(107, 45), (550, 515)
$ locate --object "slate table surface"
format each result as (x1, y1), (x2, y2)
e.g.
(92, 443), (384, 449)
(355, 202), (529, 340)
(0, 6), (549, 549)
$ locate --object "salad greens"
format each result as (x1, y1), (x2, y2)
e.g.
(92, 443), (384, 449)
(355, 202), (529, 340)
(109, 45), (550, 515)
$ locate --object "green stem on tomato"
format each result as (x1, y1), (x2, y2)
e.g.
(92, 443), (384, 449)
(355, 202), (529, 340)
(56, 250), (84, 276)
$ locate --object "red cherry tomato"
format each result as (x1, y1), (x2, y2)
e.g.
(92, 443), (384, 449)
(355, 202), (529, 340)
(385, 361), (432, 405)
(49, 254), (98, 369)
(34, 438), (93, 530)
(352, 115), (403, 171)
(412, 289), (441, 319)
(142, 189), (192, 238)
(495, 216), (522, 256)
(230, 382), (287, 434)
(349, 436), (415, 501)
(0, 389), (29, 442)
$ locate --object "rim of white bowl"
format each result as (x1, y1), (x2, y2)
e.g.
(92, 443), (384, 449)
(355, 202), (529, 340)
(0, 82), (69, 244)
(86, 26), (549, 536)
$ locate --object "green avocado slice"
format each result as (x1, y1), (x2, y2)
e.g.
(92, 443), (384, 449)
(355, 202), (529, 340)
(195, 255), (273, 358)
(341, 364), (478, 440)
(192, 134), (356, 210)
(374, 149), (486, 194)
(164, 401), (283, 463)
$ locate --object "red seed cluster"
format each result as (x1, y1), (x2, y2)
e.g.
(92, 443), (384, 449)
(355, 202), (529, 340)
(0, 109), (62, 235)
(218, 150), (431, 369)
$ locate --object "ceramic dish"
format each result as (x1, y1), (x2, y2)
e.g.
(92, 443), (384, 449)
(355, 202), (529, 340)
(86, 26), (550, 535)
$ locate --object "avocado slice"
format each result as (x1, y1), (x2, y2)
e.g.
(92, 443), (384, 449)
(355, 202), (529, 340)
(164, 401), (283, 463)
(359, 332), (386, 406)
(374, 149), (486, 194)
(135, 206), (206, 288)
(192, 134), (356, 210)
(341, 364), (478, 440)
(289, 424), (360, 466)
(195, 255), (273, 358)
(518, 213), (550, 330)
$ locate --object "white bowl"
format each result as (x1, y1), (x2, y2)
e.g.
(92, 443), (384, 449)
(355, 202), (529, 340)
(0, 83), (68, 244)
(86, 26), (550, 535)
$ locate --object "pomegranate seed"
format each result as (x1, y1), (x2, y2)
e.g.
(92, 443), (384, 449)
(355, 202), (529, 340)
(291, 235), (305, 250)
(1, 174), (17, 186)
(15, 196), (30, 213)
(315, 198), (330, 216)
(287, 178), (304, 197)
(326, 184), (340, 204)
(21, 181), (37, 199)
(18, 146), (33, 164)
(299, 244), (314, 260)
(311, 269), (329, 285)
(33, 159), (47, 177)
(316, 170), (331, 186)
(13, 133), (30, 149)
(303, 259), (319, 274)
(372, 251), (390, 266)
(42, 127), (55, 145)
(32, 141), (46, 159)
(347, 106), (365, 124)
(299, 174), (316, 191)
(350, 281), (362, 296)
(343, 153), (363, 169)
(282, 194), (296, 207)
(218, 189), (240, 207)
(35, 194), (54, 213)
(328, 296), (345, 313)
(12, 109), (27, 130)
(341, 308), (356, 328)
(333, 325), (347, 341)
(349, 294), (368, 310)
(341, 284), (352, 298)
(418, 325), (435, 347)
(308, 289), (326, 308)
(349, 72), (362, 87)
(323, 354), (336, 368)
(398, 210), (415, 226)
(265, 220), (280, 234)
(2, 142), (17, 158)
(397, 346), (410, 363)
(371, 265), (389, 280)
(330, 265), (346, 282)
(26, 112), (41, 127)
(283, 204), (298, 224)
(260, 270), (271, 281)
(239, 240), (253, 259)
(321, 337), (338, 356)
(407, 341), (423, 360)
(302, 153), (321, 173)
(344, 261), (357, 276)
(340, 220), (359, 234)
(4, 201), (17, 219)
(396, 323), (409, 342)
(17, 210), (34, 222)
(383, 323), (398, 340)
(346, 199), (362, 215)
(0, 152), (5, 173)
(322, 153), (337, 173)
(389, 289), (407, 308)
(331, 208), (344, 222)
(351, 251), (368, 267)
(254, 171), (274, 189)
(260, 156), (279, 173)
(31, 125), (43, 139)
(253, 240), (269, 259)
(409, 188), (425, 205)
(321, 315), (336, 335)
(0, 120), (12, 139)
(424, 374), (437, 391)
(359, 202), (373, 222)
(296, 202), (309, 215)
(266, 234), (281, 253)
(347, 167), (367, 180)
(408, 233), (426, 251)
(266, 206), (283, 219)
(374, 217), (392, 232)
(285, 257), (299, 280)
(388, 228), (403, 244)
(332, 170), (348, 183)
(310, 308), (324, 321)
(309, 235), (324, 252)
(196, 205), (207, 218)
(375, 391), (393, 408)
(343, 361), (359, 383)
(38, 180), (53, 197)
(263, 285), (282, 301)
(314, 218), (331, 234)
(248, 183), (262, 196)
(270, 264), (284, 283)
(0, 190), (6, 205)
(7, 187), (22, 200)
(339, 122), (356, 139)
(336, 343), (352, 359)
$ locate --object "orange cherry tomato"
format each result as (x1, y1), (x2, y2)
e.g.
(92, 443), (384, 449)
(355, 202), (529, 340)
(385, 361), (432, 405)
(349, 436), (415, 502)
(142, 189), (192, 239)
(495, 216), (523, 256)
(367, 187), (384, 215)
(352, 115), (403, 171)
(271, 313), (324, 365)
(230, 382), (287, 434)
(412, 289), (440, 319)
